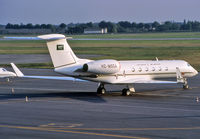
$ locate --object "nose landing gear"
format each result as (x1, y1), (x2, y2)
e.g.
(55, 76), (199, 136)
(176, 67), (190, 89)
(183, 78), (189, 89)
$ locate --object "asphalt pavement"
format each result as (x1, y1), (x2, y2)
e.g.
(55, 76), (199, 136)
(0, 68), (200, 139)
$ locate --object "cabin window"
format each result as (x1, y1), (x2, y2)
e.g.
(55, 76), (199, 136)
(145, 67), (148, 71)
(138, 67), (142, 72)
(57, 44), (64, 50)
(152, 67), (155, 71)
(132, 67), (135, 72)
(2, 68), (6, 72)
(165, 67), (168, 71)
(158, 67), (162, 71)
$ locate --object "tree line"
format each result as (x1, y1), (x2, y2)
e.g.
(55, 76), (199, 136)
(5, 20), (200, 34)
(5, 23), (67, 32)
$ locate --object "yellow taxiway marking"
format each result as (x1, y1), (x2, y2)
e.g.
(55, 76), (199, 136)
(0, 125), (148, 139)
(57, 127), (200, 131)
(38, 123), (200, 131)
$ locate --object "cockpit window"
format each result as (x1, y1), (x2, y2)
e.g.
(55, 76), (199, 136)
(2, 68), (7, 72)
(187, 63), (191, 67)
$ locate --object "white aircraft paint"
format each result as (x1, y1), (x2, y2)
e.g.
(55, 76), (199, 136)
(11, 34), (198, 95)
(0, 68), (16, 78)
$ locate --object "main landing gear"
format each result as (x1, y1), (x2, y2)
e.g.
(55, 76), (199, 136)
(97, 83), (106, 95)
(122, 89), (131, 96)
(6, 78), (10, 82)
(96, 83), (135, 96)
(176, 67), (189, 89)
(122, 84), (135, 96)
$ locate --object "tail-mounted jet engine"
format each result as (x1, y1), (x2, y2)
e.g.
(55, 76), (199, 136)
(83, 59), (120, 74)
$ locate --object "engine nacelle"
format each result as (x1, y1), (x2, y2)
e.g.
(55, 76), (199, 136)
(83, 59), (120, 74)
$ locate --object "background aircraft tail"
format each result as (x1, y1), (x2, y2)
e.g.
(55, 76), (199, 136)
(38, 34), (79, 68)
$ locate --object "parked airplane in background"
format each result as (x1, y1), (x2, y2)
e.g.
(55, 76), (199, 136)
(11, 34), (198, 96)
(0, 67), (16, 80)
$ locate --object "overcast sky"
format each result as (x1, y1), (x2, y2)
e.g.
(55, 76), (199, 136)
(0, 0), (200, 25)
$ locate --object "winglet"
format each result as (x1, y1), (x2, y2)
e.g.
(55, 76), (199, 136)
(10, 63), (24, 77)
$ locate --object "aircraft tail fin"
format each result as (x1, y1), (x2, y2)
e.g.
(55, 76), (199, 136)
(38, 34), (79, 68)
(10, 63), (24, 77)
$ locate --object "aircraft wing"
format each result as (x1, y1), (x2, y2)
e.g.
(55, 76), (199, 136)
(114, 77), (177, 84)
(131, 79), (177, 84)
(21, 75), (86, 81)
(10, 63), (86, 82)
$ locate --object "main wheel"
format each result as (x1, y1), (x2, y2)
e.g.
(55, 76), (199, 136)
(97, 87), (106, 95)
(122, 89), (131, 96)
(183, 84), (189, 89)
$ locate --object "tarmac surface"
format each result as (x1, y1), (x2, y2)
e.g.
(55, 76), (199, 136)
(71, 38), (200, 41)
(0, 68), (200, 139)
(2, 37), (200, 41)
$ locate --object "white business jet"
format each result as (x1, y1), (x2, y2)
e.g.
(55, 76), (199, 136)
(11, 34), (198, 95)
(0, 67), (16, 80)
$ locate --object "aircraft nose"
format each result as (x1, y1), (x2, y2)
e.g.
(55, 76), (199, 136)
(9, 72), (16, 77)
(193, 68), (198, 76)
(12, 73), (17, 76)
(194, 69), (198, 75)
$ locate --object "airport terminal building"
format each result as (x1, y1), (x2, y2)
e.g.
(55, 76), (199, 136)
(84, 28), (107, 34)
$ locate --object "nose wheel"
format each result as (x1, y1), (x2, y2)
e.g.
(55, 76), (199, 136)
(183, 84), (189, 89)
(183, 78), (189, 89)
(6, 78), (10, 82)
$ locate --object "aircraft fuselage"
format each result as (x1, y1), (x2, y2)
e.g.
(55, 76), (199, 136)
(55, 60), (198, 84)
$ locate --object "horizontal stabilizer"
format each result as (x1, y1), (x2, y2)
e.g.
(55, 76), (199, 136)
(4, 34), (72, 41)
(38, 34), (65, 40)
(4, 37), (40, 40)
